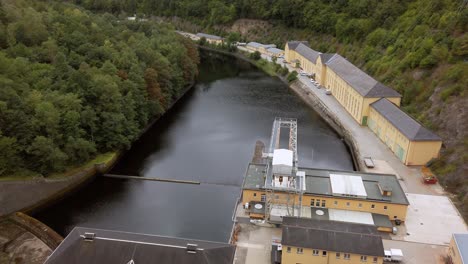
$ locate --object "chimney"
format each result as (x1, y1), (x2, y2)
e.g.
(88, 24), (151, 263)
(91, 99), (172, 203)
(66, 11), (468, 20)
(378, 184), (392, 197)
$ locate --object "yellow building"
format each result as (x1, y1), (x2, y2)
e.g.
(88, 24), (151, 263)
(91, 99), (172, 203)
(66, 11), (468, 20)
(285, 42), (402, 126)
(324, 54), (402, 125)
(195, 33), (224, 45)
(285, 41), (320, 77)
(242, 164), (409, 222)
(246, 42), (285, 57)
(449, 234), (468, 264)
(368, 99), (442, 165)
(279, 217), (384, 264)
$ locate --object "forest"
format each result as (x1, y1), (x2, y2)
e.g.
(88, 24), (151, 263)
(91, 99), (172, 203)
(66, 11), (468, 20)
(0, 0), (199, 177)
(75, 0), (467, 217)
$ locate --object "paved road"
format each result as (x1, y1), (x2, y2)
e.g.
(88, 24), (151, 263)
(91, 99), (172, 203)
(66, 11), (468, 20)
(382, 240), (447, 264)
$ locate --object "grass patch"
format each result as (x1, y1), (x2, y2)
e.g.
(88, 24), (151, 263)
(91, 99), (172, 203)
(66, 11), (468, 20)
(47, 152), (117, 179)
(253, 59), (277, 76)
(0, 152), (117, 182)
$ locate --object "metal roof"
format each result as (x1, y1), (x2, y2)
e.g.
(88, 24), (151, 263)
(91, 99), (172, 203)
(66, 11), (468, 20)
(302, 168), (409, 205)
(454, 234), (468, 263)
(319, 53), (337, 63)
(328, 209), (373, 225)
(45, 227), (235, 264)
(282, 217), (384, 256)
(295, 43), (320, 64)
(326, 54), (401, 98)
(242, 164), (409, 205)
(266, 47), (284, 54)
(286, 41), (309, 50)
(370, 98), (441, 141)
(247, 42), (276, 49)
(196, 33), (223, 40)
(330, 174), (367, 198)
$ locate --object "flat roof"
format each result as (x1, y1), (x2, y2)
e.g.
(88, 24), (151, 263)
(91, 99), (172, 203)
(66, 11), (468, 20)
(243, 164), (409, 205)
(454, 234), (468, 263)
(302, 168), (409, 205)
(247, 42), (276, 49)
(45, 227), (235, 264)
(196, 33), (223, 40)
(243, 163), (267, 189)
(330, 174), (367, 198)
(371, 98), (441, 141)
(282, 217), (384, 256)
(328, 209), (373, 225)
(266, 47), (284, 54)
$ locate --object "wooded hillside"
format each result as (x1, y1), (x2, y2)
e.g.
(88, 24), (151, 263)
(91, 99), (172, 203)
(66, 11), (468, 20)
(0, 0), (199, 177)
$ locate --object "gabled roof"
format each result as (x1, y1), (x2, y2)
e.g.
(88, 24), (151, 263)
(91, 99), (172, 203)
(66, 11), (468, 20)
(196, 33), (223, 40)
(295, 43), (320, 64)
(370, 99), (441, 141)
(326, 54), (401, 98)
(282, 217), (384, 257)
(454, 234), (468, 263)
(286, 41), (309, 50)
(319, 53), (337, 64)
(45, 227), (236, 264)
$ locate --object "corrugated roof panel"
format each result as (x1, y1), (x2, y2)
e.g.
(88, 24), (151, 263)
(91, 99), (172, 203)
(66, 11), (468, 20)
(330, 174), (367, 198)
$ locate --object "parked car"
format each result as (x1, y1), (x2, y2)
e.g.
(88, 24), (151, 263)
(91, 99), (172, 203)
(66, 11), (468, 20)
(325, 89), (332, 95)
(421, 167), (438, 184)
(300, 71), (308, 76)
(384, 249), (403, 262)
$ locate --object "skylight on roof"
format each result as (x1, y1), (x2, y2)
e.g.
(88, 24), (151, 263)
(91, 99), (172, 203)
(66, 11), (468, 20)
(330, 174), (367, 198)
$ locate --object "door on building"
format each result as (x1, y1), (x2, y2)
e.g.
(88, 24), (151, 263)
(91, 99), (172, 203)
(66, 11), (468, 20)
(261, 194), (266, 202)
(362, 116), (368, 126)
(396, 145), (405, 162)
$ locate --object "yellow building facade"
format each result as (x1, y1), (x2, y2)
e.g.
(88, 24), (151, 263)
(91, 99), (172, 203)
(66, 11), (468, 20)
(368, 99), (442, 165)
(242, 189), (408, 221)
(242, 166), (409, 222)
(448, 234), (468, 264)
(195, 33), (224, 45)
(282, 246), (383, 264)
(280, 217), (385, 264)
(324, 54), (402, 125)
(285, 42), (402, 126)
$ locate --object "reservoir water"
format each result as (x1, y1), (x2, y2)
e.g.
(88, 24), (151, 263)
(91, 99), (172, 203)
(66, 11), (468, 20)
(34, 50), (353, 242)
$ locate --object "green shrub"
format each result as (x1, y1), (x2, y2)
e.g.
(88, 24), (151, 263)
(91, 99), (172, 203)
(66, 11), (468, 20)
(440, 84), (463, 101)
(249, 51), (261, 60)
(287, 71), (298, 82)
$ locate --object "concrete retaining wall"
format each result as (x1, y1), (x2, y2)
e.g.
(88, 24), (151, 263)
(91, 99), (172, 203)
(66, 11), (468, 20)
(288, 81), (362, 171)
(8, 212), (63, 249)
(0, 157), (118, 217)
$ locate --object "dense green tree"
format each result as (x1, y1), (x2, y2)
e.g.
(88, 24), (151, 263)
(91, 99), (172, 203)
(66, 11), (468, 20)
(0, 0), (199, 177)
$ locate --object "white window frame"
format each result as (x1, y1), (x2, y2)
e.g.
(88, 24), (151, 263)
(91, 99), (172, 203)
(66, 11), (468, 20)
(297, 248), (303, 254)
(313, 249), (319, 256)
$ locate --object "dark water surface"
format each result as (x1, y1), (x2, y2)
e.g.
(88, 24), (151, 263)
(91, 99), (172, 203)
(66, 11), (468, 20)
(34, 50), (353, 242)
